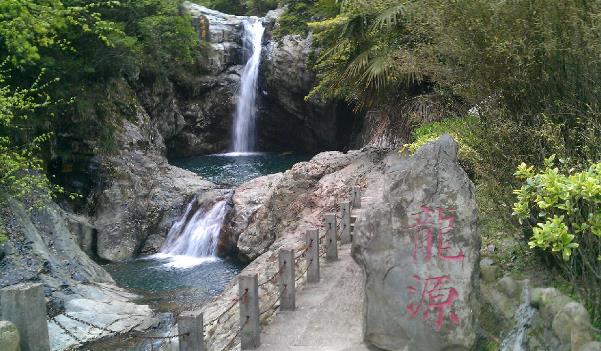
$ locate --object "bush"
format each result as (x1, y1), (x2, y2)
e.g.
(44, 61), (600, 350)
(513, 155), (601, 324)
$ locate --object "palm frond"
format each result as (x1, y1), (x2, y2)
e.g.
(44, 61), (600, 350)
(371, 4), (405, 30)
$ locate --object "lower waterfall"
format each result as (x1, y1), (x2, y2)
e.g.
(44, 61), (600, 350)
(155, 200), (228, 268)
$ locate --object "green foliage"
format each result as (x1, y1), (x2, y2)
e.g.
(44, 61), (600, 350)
(273, 0), (340, 38)
(0, 0), (200, 200)
(0, 68), (63, 201)
(513, 156), (601, 323)
(308, 0), (430, 110)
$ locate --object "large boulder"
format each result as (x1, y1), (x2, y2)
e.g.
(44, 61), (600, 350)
(352, 135), (480, 350)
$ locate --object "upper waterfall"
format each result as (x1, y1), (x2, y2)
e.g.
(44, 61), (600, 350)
(232, 19), (265, 153)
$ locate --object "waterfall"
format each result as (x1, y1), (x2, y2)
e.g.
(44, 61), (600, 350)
(500, 285), (536, 351)
(232, 19), (265, 154)
(156, 200), (228, 268)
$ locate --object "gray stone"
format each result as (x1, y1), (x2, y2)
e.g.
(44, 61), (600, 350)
(64, 213), (97, 259)
(552, 302), (591, 344)
(259, 33), (353, 152)
(178, 311), (205, 351)
(479, 264), (498, 283)
(580, 342), (601, 351)
(223, 173), (283, 261)
(0, 283), (50, 351)
(0, 320), (20, 351)
(352, 135), (480, 351)
(93, 116), (215, 261)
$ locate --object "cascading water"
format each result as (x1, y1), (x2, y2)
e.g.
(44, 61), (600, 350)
(232, 19), (265, 154)
(500, 285), (536, 351)
(156, 200), (228, 268)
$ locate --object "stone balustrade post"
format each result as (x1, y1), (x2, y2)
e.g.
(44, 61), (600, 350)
(239, 274), (260, 349)
(306, 229), (320, 283)
(0, 283), (50, 351)
(178, 311), (204, 351)
(325, 213), (338, 260)
(279, 249), (295, 311)
(339, 202), (351, 244)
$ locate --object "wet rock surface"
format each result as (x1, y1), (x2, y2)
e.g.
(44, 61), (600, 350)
(259, 33), (355, 152)
(480, 272), (598, 351)
(352, 135), (480, 351)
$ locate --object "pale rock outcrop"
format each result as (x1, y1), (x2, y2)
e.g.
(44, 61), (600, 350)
(352, 135), (480, 350)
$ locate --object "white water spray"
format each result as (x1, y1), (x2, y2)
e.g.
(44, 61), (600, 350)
(500, 285), (536, 351)
(156, 200), (228, 268)
(232, 19), (265, 153)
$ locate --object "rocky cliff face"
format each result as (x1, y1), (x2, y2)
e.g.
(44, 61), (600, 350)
(259, 33), (356, 152)
(165, 3), (356, 156)
(0, 197), (160, 351)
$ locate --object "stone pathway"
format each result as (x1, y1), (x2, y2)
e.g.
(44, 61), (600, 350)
(256, 245), (371, 351)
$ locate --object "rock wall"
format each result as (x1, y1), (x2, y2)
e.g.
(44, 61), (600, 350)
(0, 197), (160, 351)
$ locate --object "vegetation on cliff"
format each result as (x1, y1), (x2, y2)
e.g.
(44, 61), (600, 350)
(0, 0), (200, 200)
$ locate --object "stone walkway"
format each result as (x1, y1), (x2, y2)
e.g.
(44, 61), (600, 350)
(256, 245), (372, 351)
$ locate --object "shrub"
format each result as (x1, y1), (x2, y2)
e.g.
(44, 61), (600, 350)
(513, 155), (601, 324)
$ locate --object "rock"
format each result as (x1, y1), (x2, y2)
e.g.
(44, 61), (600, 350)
(260, 33), (355, 152)
(581, 342), (601, 351)
(526, 287), (594, 351)
(497, 276), (519, 298)
(0, 321), (19, 351)
(0, 196), (158, 351)
(184, 2), (244, 73)
(202, 147), (396, 350)
(93, 105), (215, 261)
(221, 173), (283, 258)
(64, 213), (97, 259)
(48, 283), (160, 350)
(352, 135), (480, 351)
(552, 302), (591, 344)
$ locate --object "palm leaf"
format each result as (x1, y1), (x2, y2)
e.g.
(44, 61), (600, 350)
(371, 4), (405, 30)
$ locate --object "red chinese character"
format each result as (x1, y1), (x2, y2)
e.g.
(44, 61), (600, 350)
(409, 206), (464, 262)
(406, 275), (460, 330)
